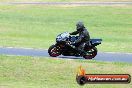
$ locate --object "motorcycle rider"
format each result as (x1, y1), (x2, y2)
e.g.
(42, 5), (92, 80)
(69, 21), (90, 55)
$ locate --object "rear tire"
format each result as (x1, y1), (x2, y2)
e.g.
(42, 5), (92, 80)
(83, 47), (97, 59)
(48, 45), (61, 57)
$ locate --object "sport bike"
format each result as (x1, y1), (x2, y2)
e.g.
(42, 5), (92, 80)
(48, 32), (102, 59)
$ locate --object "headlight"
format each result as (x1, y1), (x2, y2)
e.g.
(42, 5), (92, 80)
(57, 36), (61, 39)
(56, 36), (61, 42)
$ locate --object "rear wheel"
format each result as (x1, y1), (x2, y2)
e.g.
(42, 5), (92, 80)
(48, 45), (61, 57)
(83, 47), (97, 59)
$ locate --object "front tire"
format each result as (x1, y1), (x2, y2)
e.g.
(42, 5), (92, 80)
(48, 45), (61, 57)
(83, 47), (97, 59)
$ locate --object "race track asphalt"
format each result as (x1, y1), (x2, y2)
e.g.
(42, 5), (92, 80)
(0, 47), (132, 63)
(0, 1), (132, 5)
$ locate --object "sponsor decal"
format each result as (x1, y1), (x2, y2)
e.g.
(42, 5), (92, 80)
(76, 66), (131, 85)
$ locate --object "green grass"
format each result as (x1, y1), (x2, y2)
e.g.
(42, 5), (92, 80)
(0, 55), (132, 88)
(0, 5), (132, 52)
(0, 0), (132, 2)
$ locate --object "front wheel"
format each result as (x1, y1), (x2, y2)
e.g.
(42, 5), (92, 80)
(83, 47), (97, 59)
(48, 45), (61, 57)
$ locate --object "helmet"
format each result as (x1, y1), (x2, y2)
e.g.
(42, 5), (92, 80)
(76, 21), (84, 32)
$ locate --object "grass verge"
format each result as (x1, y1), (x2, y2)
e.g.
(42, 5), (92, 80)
(0, 0), (132, 2)
(0, 5), (132, 52)
(0, 55), (132, 88)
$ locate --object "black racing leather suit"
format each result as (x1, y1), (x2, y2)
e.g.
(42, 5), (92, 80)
(70, 27), (90, 54)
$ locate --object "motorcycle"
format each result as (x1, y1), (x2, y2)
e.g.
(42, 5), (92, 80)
(48, 32), (102, 59)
